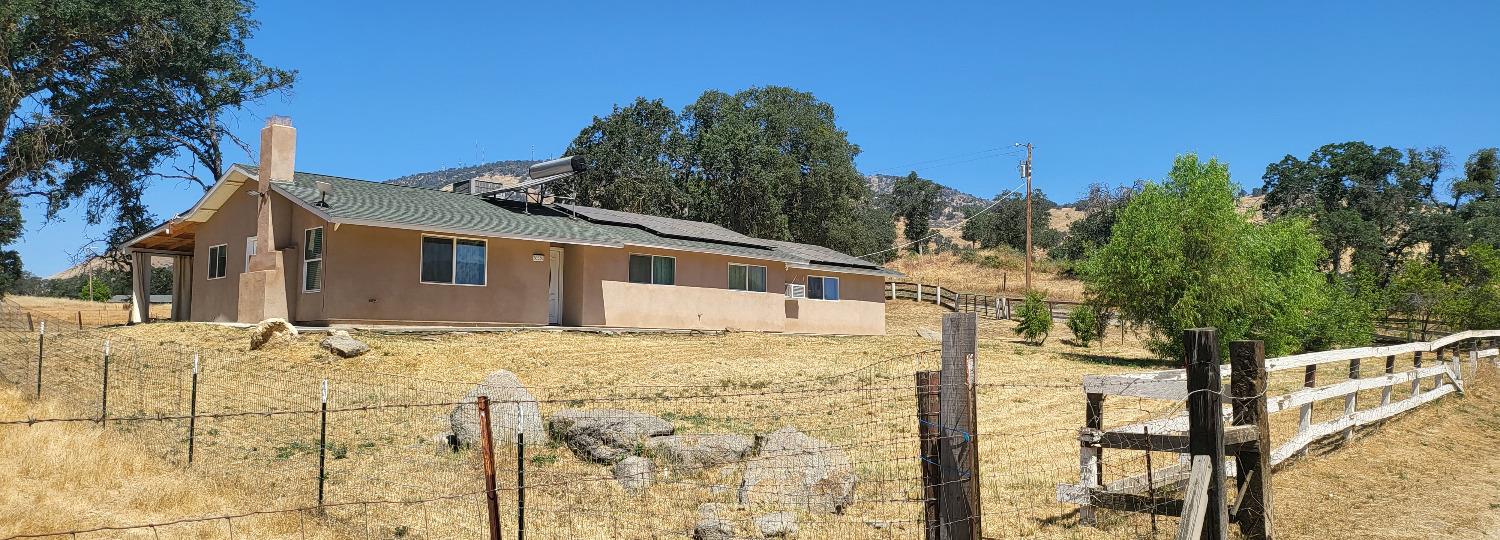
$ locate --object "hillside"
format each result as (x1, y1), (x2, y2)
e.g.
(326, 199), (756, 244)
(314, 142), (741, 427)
(865, 173), (989, 227)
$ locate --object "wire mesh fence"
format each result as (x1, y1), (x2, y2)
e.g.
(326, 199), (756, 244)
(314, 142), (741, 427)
(0, 301), (1185, 539)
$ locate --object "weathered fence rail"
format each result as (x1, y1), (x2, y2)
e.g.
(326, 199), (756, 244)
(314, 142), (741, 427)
(884, 281), (1081, 320)
(1060, 329), (1499, 528)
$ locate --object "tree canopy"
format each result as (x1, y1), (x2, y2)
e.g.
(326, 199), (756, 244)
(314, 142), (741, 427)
(561, 86), (893, 261)
(960, 190), (1058, 252)
(1083, 154), (1372, 358)
(1054, 182), (1136, 261)
(1, 0), (294, 253)
(888, 171), (941, 252)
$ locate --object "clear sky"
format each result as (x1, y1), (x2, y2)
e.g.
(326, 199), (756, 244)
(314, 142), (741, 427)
(15, 1), (1500, 276)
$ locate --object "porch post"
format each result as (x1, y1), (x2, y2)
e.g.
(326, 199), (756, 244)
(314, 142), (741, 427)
(171, 254), (193, 321)
(129, 251), (151, 324)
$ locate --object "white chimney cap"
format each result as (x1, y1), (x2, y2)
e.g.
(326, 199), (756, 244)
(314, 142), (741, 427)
(266, 115), (293, 127)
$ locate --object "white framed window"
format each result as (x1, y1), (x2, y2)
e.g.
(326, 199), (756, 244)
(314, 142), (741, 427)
(628, 254), (675, 285)
(303, 227), (324, 293)
(420, 235), (486, 286)
(244, 236), (257, 272)
(807, 275), (840, 301)
(206, 244), (228, 280)
(728, 263), (767, 292)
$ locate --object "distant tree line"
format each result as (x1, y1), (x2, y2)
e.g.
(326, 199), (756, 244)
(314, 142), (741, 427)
(1062, 142), (1500, 357)
(11, 265), (173, 301)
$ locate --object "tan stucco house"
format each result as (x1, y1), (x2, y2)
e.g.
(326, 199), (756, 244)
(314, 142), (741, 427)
(121, 118), (897, 335)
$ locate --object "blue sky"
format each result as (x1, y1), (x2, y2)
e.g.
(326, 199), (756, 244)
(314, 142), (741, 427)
(15, 1), (1500, 276)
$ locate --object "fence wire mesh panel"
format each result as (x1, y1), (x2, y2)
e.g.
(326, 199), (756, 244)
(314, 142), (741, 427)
(8, 299), (1478, 538)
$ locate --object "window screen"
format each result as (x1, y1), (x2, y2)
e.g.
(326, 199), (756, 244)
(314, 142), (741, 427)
(421, 236), (454, 283)
(455, 239), (486, 285)
(303, 228), (324, 292)
(629, 255), (652, 284)
(747, 265), (767, 292)
(652, 256), (675, 285)
(728, 264), (748, 291)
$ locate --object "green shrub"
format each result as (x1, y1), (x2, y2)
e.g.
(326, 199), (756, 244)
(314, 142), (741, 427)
(79, 280), (111, 302)
(1014, 290), (1053, 345)
(1067, 304), (1101, 346)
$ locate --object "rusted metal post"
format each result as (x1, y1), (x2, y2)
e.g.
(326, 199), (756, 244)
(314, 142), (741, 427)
(317, 379), (328, 507)
(187, 353), (200, 464)
(477, 396), (502, 540)
(34, 321), (44, 397)
(1185, 328), (1228, 540)
(915, 370), (942, 539)
(26, 312), (32, 332)
(100, 340), (111, 425)
(1230, 340), (1273, 540)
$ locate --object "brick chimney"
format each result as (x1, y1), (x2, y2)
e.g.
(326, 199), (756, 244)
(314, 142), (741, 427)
(258, 116), (296, 192)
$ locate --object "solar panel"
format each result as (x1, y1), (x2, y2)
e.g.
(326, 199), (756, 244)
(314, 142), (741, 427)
(558, 204), (773, 248)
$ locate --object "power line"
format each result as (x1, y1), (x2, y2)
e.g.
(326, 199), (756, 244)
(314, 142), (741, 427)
(864, 147), (1025, 177)
(856, 177), (1029, 260)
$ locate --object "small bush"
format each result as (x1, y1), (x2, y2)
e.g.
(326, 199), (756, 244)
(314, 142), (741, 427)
(1067, 304), (1101, 346)
(1014, 290), (1053, 345)
(79, 280), (111, 302)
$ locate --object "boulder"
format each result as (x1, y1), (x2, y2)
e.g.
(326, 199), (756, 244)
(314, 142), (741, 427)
(249, 318), (297, 350)
(738, 427), (857, 514)
(449, 370), (545, 446)
(916, 327), (941, 341)
(693, 503), (736, 540)
(319, 330), (370, 358)
(755, 512), (798, 538)
(647, 433), (754, 470)
(548, 409), (674, 463)
(612, 456), (654, 494)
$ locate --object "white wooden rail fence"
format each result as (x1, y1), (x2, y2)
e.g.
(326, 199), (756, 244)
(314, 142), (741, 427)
(1058, 329), (1499, 518)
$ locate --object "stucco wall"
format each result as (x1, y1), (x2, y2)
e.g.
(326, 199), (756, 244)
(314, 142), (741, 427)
(190, 181), (259, 322)
(558, 245), (788, 331)
(781, 268), (887, 335)
(317, 225), (552, 325)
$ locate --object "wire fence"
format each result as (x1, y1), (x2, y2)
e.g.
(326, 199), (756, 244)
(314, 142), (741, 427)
(0, 301), (1184, 539)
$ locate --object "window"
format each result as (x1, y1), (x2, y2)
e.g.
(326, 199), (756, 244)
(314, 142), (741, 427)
(420, 235), (486, 285)
(628, 254), (675, 285)
(244, 237), (257, 272)
(807, 276), (840, 300)
(207, 244), (227, 280)
(728, 263), (767, 292)
(303, 227), (324, 292)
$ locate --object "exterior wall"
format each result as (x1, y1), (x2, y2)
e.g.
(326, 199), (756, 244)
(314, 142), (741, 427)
(782, 268), (887, 335)
(316, 225), (552, 325)
(562, 245), (791, 331)
(289, 201), (328, 323)
(190, 181), (260, 322)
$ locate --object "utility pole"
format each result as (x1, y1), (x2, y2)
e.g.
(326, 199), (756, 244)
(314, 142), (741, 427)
(1022, 143), (1033, 292)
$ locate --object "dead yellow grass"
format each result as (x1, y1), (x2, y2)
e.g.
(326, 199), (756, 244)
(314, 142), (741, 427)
(1, 296), (1496, 538)
(7, 295), (171, 328)
(0, 385), (339, 539)
(885, 251), (1086, 301)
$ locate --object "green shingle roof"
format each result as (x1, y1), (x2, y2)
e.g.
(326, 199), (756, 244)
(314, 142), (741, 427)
(244, 165), (900, 277)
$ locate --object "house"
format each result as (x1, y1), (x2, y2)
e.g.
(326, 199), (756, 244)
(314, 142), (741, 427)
(121, 117), (898, 335)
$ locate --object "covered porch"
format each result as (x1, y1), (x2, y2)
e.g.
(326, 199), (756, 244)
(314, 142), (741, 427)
(123, 219), (197, 324)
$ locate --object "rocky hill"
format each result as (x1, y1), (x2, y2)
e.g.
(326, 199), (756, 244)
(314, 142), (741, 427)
(865, 173), (990, 227)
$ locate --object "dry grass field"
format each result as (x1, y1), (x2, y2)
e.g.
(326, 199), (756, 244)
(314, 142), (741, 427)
(6, 295), (171, 327)
(885, 251), (1085, 301)
(1, 295), (1497, 539)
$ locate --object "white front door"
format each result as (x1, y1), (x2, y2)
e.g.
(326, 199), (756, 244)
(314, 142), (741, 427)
(547, 247), (564, 325)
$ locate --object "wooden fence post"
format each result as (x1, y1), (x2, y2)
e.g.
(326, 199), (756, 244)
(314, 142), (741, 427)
(26, 311), (33, 332)
(1296, 364), (1314, 458)
(916, 370), (942, 540)
(917, 283), (923, 303)
(1184, 328), (1227, 540)
(1230, 340), (1273, 540)
(1080, 392), (1104, 526)
(1380, 355), (1395, 407)
(1432, 346), (1446, 389)
(938, 312), (980, 540)
(477, 395), (503, 540)
(77, 311), (84, 330)
(1411, 351), (1423, 397)
(1343, 358), (1359, 442)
